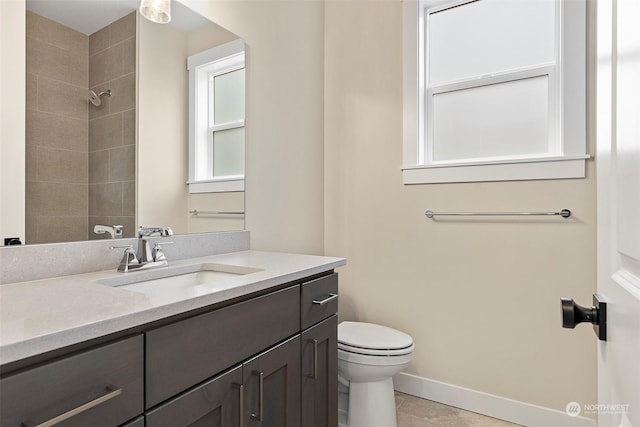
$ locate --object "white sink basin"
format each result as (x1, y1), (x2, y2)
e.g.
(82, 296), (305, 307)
(96, 263), (263, 304)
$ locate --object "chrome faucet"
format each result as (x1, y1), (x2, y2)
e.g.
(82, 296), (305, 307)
(94, 224), (123, 239)
(138, 226), (173, 237)
(113, 226), (173, 272)
(137, 226), (173, 263)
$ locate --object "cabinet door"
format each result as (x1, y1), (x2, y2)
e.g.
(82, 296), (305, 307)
(145, 366), (243, 427)
(243, 336), (301, 427)
(301, 315), (338, 427)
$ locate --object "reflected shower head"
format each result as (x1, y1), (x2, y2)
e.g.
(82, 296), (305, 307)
(88, 89), (111, 106)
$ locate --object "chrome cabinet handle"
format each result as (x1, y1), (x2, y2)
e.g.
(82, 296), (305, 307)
(22, 385), (122, 427)
(250, 371), (264, 421)
(312, 293), (338, 306)
(232, 383), (244, 426)
(307, 339), (319, 380)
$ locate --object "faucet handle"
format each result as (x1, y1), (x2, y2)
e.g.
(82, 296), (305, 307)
(110, 245), (139, 272)
(152, 242), (173, 262)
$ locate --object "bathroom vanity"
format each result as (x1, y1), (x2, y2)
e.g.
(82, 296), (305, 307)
(0, 249), (344, 427)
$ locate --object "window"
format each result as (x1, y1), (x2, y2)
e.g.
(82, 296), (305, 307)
(402, 0), (588, 184)
(188, 39), (245, 193)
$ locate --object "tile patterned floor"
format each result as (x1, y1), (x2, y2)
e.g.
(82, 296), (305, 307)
(395, 392), (522, 427)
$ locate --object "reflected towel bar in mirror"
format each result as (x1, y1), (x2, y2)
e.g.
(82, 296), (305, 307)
(189, 210), (245, 216)
(424, 209), (571, 219)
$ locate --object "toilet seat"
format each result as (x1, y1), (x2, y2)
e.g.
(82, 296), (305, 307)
(338, 321), (414, 356)
(338, 341), (414, 357)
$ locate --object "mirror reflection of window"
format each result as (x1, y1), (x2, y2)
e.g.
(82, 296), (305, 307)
(210, 66), (245, 177)
(188, 40), (245, 193)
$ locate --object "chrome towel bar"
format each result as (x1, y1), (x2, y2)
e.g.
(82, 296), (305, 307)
(189, 210), (245, 216)
(424, 209), (571, 219)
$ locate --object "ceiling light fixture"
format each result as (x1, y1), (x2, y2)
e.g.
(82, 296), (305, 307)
(139, 0), (171, 24)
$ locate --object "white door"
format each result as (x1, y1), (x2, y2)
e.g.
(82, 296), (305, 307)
(596, 0), (640, 426)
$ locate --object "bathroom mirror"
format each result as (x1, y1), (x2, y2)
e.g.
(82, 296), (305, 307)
(9, 0), (245, 245)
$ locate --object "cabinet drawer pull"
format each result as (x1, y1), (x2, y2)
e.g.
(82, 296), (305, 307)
(312, 293), (338, 306)
(308, 339), (319, 380)
(233, 383), (244, 427)
(22, 385), (122, 427)
(250, 371), (264, 421)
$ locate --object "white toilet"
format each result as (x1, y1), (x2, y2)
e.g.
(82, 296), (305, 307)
(337, 321), (414, 427)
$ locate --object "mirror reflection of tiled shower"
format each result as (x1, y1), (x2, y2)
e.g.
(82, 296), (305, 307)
(25, 11), (136, 243)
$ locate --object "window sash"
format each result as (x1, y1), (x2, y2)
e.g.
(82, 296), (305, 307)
(423, 65), (559, 165)
(208, 121), (245, 177)
(207, 66), (245, 129)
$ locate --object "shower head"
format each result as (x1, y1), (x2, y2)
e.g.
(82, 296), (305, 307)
(88, 89), (111, 107)
(88, 90), (101, 106)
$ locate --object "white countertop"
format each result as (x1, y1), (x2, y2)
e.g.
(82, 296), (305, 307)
(0, 250), (346, 366)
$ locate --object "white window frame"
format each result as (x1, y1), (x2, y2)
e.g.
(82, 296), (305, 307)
(402, 0), (589, 184)
(187, 39), (245, 193)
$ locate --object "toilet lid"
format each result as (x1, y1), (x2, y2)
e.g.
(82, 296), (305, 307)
(338, 321), (413, 351)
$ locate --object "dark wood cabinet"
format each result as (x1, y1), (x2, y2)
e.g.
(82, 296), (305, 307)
(302, 315), (338, 427)
(0, 335), (143, 427)
(1, 271), (338, 427)
(145, 285), (300, 408)
(146, 365), (243, 427)
(243, 336), (301, 426)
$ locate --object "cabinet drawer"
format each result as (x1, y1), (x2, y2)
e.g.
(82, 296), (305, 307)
(0, 335), (143, 427)
(146, 285), (300, 408)
(301, 273), (338, 329)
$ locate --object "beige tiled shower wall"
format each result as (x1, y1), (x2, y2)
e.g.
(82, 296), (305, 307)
(25, 11), (89, 243)
(88, 12), (136, 239)
(25, 11), (136, 243)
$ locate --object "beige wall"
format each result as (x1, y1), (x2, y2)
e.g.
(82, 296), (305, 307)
(137, 15), (189, 234)
(0, 0), (26, 245)
(138, 13), (243, 235)
(324, 0), (596, 416)
(182, 0), (325, 254)
(187, 21), (238, 55)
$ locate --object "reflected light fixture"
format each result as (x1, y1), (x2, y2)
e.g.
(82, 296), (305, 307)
(139, 0), (171, 24)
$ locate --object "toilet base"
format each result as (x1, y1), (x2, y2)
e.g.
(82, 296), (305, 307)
(345, 377), (397, 427)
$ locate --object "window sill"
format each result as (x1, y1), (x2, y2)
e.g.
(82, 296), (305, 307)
(402, 155), (590, 184)
(187, 177), (244, 193)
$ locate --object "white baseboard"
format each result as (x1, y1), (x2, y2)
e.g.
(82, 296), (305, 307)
(393, 372), (595, 427)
